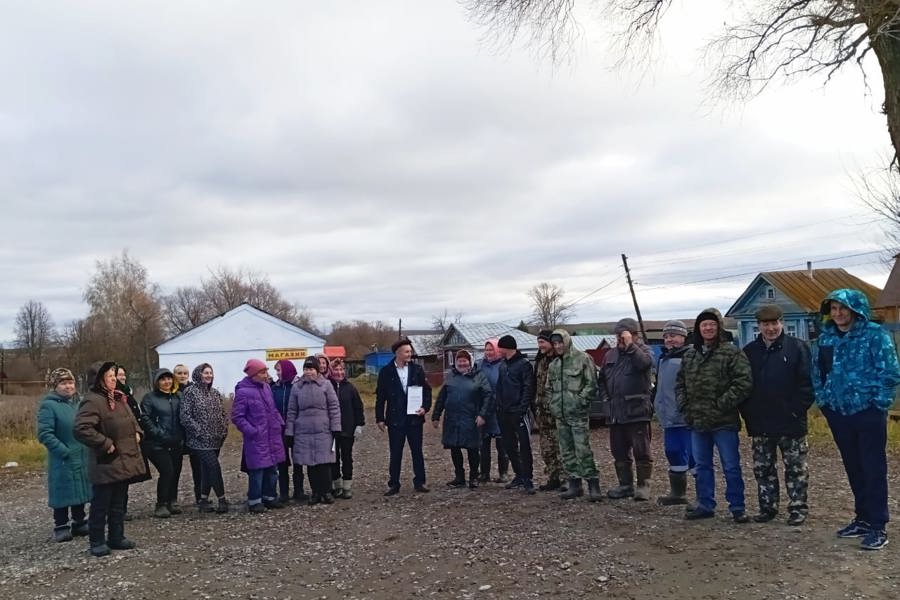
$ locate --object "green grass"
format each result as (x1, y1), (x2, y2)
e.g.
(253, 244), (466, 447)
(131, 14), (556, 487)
(0, 438), (46, 469)
(806, 407), (900, 450)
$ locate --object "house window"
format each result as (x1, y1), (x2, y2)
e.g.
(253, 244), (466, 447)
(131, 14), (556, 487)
(766, 287), (775, 300)
(786, 324), (797, 337)
(751, 326), (759, 337)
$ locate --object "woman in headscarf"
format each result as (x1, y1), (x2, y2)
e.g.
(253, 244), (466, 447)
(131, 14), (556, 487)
(286, 357), (341, 505)
(316, 353), (332, 378)
(74, 361), (147, 557)
(37, 368), (91, 542)
(272, 359), (307, 502)
(180, 363), (230, 513)
(140, 368), (184, 518)
(232, 359), (286, 513)
(477, 338), (509, 483)
(328, 358), (365, 499)
(432, 350), (493, 489)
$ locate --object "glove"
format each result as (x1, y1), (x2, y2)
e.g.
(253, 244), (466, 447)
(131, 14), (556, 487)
(285, 436), (294, 449)
(354, 426), (363, 440)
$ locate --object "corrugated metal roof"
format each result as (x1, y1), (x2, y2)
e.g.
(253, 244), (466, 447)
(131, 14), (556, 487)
(406, 334), (442, 357)
(570, 335), (615, 351)
(761, 268), (881, 313)
(442, 323), (538, 351)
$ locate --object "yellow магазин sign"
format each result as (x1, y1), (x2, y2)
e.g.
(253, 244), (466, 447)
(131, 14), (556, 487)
(265, 348), (309, 361)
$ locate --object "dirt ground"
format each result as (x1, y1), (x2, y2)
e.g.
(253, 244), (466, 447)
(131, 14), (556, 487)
(2, 410), (899, 600)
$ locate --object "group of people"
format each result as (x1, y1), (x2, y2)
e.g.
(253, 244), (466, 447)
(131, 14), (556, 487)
(34, 286), (900, 556)
(36, 353), (364, 557)
(387, 288), (900, 552)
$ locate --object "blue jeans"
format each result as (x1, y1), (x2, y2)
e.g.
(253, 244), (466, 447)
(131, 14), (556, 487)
(663, 427), (694, 473)
(822, 406), (889, 529)
(692, 429), (745, 513)
(247, 466), (278, 505)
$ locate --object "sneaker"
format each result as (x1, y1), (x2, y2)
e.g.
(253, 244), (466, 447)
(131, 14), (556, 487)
(383, 487), (400, 497)
(837, 520), (871, 538)
(446, 478), (466, 488)
(787, 512), (807, 526)
(248, 503), (267, 514)
(414, 485), (430, 493)
(732, 511), (750, 524)
(860, 530), (889, 551)
(504, 477), (524, 490)
(684, 507), (715, 521)
(753, 509), (777, 523)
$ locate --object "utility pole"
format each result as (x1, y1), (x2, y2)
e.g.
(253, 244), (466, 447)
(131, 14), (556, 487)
(398, 318), (403, 339)
(621, 253), (647, 341)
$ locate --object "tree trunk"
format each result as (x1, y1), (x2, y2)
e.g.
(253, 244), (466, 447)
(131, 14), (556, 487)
(868, 15), (900, 168)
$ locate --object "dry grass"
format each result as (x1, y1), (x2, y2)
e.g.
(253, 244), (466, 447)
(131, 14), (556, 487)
(0, 395), (45, 469)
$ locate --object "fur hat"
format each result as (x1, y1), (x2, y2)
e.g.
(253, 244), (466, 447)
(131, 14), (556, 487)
(497, 335), (517, 350)
(755, 304), (783, 322)
(662, 320), (688, 337)
(47, 368), (75, 389)
(243, 359), (268, 377)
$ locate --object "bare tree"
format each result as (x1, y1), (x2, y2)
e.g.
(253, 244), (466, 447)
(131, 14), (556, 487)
(467, 1), (900, 167)
(431, 308), (465, 334)
(326, 320), (398, 359)
(163, 267), (317, 335)
(14, 300), (55, 365)
(856, 163), (900, 254)
(528, 282), (574, 328)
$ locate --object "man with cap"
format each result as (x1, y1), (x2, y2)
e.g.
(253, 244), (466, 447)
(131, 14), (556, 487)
(677, 308), (752, 523)
(741, 304), (814, 526)
(597, 318), (654, 501)
(812, 288), (900, 550)
(494, 334), (537, 494)
(376, 338), (433, 495)
(546, 328), (602, 501)
(653, 320), (693, 506)
(534, 330), (564, 491)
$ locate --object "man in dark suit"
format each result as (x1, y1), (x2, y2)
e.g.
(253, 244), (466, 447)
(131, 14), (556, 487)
(376, 338), (433, 495)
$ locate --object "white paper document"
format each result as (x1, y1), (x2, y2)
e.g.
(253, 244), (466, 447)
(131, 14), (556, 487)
(407, 386), (424, 415)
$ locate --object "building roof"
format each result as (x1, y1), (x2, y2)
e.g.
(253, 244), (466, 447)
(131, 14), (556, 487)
(727, 268), (882, 316)
(875, 257), (900, 309)
(569, 335), (615, 352)
(323, 346), (346, 359)
(440, 323), (539, 351)
(406, 334), (442, 357)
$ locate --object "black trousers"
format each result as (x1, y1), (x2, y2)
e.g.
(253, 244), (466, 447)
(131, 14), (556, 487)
(53, 504), (86, 527)
(148, 447), (184, 505)
(331, 436), (355, 481)
(450, 447), (480, 480)
(188, 450), (202, 503)
(307, 464), (332, 497)
(387, 419), (426, 489)
(480, 436), (509, 478)
(278, 462), (305, 498)
(499, 412), (533, 481)
(195, 449), (225, 499)
(89, 481), (128, 546)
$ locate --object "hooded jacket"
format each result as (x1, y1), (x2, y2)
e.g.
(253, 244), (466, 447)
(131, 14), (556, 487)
(741, 331), (814, 436)
(232, 375), (286, 470)
(546, 329), (599, 423)
(597, 335), (653, 424)
(180, 364), (229, 450)
(271, 359), (297, 420)
(812, 288), (900, 415)
(140, 368), (183, 451)
(675, 308), (752, 432)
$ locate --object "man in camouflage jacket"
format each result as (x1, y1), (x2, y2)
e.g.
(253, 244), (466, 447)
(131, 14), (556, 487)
(676, 308), (752, 523)
(546, 329), (602, 501)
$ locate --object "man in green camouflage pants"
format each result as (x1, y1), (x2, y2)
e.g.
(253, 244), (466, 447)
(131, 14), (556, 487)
(534, 330), (563, 491)
(546, 329), (602, 501)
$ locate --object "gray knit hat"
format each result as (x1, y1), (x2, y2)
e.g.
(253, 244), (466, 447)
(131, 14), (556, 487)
(614, 318), (639, 335)
(662, 320), (688, 337)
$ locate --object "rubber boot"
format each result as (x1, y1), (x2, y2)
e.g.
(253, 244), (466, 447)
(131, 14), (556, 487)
(633, 463), (652, 501)
(341, 479), (353, 499)
(53, 525), (73, 543)
(559, 478), (583, 500)
(607, 461), (634, 499)
(332, 479), (344, 499)
(88, 522), (109, 557)
(657, 471), (689, 506)
(586, 478), (603, 503)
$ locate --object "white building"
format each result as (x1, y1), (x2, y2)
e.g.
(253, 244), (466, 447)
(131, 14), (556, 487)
(155, 303), (325, 396)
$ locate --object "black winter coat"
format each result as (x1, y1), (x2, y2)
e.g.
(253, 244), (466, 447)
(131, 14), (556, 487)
(139, 390), (184, 451)
(496, 352), (535, 416)
(598, 342), (654, 424)
(331, 378), (366, 437)
(432, 368), (493, 449)
(375, 362), (432, 427)
(741, 332), (814, 437)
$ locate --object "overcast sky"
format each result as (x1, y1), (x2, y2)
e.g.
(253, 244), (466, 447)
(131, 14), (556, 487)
(0, 1), (895, 343)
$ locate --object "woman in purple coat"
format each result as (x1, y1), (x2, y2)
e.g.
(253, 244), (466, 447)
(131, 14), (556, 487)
(285, 357), (341, 505)
(231, 359), (286, 513)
